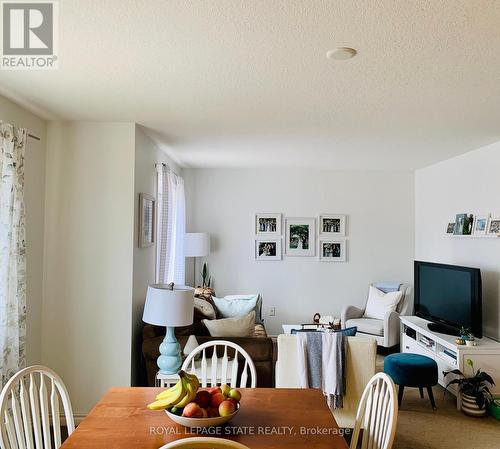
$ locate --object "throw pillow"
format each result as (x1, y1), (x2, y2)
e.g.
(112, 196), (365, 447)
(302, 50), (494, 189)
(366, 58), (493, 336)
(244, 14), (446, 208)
(364, 286), (403, 320)
(194, 297), (216, 320)
(213, 296), (258, 320)
(203, 311), (255, 337)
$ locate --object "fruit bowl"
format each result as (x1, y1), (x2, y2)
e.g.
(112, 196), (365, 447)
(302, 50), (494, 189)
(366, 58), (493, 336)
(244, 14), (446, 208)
(165, 404), (240, 428)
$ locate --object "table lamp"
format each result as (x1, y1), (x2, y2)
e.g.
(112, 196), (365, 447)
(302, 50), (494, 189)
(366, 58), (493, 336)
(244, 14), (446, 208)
(184, 232), (210, 286)
(142, 283), (194, 374)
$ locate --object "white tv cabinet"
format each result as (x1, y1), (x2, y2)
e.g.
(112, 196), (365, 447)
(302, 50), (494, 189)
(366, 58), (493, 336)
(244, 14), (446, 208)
(400, 316), (500, 410)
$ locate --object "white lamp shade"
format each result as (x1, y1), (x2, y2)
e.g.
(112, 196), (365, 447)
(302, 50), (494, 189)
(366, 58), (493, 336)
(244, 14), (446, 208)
(142, 284), (194, 327)
(184, 233), (210, 257)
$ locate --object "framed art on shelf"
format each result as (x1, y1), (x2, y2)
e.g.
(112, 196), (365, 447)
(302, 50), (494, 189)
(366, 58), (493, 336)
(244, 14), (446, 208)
(473, 214), (490, 236)
(487, 217), (500, 236)
(255, 213), (282, 236)
(319, 239), (346, 262)
(255, 239), (282, 261)
(446, 222), (455, 234)
(139, 193), (155, 248)
(319, 214), (346, 236)
(285, 217), (315, 257)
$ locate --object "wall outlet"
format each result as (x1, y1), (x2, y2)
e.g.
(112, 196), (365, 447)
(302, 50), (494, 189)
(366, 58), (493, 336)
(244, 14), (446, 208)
(269, 306), (276, 317)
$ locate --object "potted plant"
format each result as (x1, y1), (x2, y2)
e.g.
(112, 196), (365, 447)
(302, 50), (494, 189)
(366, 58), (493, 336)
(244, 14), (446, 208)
(487, 396), (500, 421)
(444, 359), (495, 417)
(194, 263), (215, 300)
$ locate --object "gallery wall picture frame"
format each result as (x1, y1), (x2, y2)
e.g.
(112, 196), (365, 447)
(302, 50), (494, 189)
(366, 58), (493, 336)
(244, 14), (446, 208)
(318, 239), (346, 262)
(255, 238), (282, 261)
(139, 193), (155, 248)
(473, 214), (490, 236)
(255, 213), (282, 236)
(446, 222), (455, 234)
(453, 213), (468, 235)
(285, 217), (316, 257)
(487, 217), (500, 236)
(319, 214), (346, 237)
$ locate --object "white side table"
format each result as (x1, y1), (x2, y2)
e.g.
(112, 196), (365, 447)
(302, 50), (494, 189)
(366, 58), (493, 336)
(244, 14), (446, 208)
(156, 358), (235, 388)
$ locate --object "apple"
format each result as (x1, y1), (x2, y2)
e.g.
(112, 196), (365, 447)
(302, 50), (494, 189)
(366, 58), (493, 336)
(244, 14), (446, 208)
(201, 408), (208, 418)
(207, 406), (220, 418)
(182, 402), (203, 418)
(195, 390), (211, 408)
(228, 389), (242, 402)
(221, 384), (231, 397)
(207, 386), (222, 395)
(226, 397), (238, 407)
(219, 400), (236, 417)
(210, 392), (226, 408)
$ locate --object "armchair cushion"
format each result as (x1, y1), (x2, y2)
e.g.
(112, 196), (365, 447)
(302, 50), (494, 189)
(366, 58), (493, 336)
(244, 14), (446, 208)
(345, 318), (384, 336)
(364, 286), (402, 320)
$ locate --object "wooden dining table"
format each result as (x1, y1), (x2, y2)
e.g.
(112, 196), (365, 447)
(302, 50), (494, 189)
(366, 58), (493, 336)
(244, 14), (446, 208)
(61, 388), (349, 449)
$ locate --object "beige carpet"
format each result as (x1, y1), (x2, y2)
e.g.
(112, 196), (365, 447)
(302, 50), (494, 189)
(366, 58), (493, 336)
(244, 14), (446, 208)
(376, 356), (500, 449)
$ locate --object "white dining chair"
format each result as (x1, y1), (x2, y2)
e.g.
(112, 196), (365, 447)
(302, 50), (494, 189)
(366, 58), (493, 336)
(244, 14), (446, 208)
(181, 340), (257, 388)
(350, 372), (398, 449)
(160, 437), (250, 449)
(0, 365), (75, 449)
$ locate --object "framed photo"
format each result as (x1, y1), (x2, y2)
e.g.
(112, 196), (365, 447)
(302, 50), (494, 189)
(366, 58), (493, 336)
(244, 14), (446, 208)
(319, 239), (346, 262)
(473, 214), (490, 236)
(255, 213), (282, 236)
(446, 222), (455, 234)
(139, 193), (155, 248)
(255, 239), (282, 261)
(319, 214), (346, 236)
(453, 213), (467, 235)
(285, 217), (315, 256)
(487, 217), (500, 236)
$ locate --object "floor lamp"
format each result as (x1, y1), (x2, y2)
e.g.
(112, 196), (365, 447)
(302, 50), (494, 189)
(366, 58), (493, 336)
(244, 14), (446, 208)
(185, 232), (210, 287)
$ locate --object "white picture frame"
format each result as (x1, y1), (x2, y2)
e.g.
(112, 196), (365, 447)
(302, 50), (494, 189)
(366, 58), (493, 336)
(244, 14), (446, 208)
(319, 239), (346, 262)
(255, 213), (282, 236)
(285, 217), (315, 257)
(255, 238), (282, 261)
(486, 217), (500, 236)
(319, 214), (346, 237)
(473, 214), (490, 236)
(139, 193), (155, 248)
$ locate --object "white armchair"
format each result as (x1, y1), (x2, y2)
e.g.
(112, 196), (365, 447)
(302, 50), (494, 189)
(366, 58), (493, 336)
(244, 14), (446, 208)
(341, 283), (413, 349)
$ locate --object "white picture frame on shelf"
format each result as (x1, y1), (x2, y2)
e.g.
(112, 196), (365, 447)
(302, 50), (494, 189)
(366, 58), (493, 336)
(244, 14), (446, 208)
(319, 239), (346, 262)
(255, 238), (282, 261)
(285, 217), (315, 257)
(473, 214), (490, 236)
(255, 213), (282, 236)
(486, 217), (500, 236)
(319, 214), (346, 237)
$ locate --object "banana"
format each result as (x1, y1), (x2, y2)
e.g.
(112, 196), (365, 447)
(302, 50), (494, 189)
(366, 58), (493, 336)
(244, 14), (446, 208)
(147, 370), (201, 411)
(155, 377), (184, 401)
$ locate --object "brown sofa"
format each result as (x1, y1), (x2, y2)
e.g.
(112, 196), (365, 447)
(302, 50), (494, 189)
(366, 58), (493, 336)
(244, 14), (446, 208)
(142, 324), (275, 387)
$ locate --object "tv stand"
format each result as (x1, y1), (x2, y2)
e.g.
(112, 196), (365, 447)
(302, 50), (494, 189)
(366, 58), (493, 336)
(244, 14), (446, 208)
(400, 316), (500, 411)
(427, 322), (460, 337)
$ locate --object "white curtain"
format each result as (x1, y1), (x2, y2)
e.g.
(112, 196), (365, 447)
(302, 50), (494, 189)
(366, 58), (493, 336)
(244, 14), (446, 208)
(156, 164), (186, 285)
(0, 122), (27, 386)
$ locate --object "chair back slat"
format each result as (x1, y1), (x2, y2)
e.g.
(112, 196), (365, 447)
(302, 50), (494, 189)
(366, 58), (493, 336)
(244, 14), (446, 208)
(182, 341), (257, 388)
(220, 347), (229, 385)
(350, 373), (398, 449)
(19, 378), (34, 449)
(50, 379), (62, 448)
(0, 366), (74, 449)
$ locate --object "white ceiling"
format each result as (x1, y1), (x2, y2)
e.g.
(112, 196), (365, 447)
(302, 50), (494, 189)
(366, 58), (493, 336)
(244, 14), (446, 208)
(2, 0), (500, 169)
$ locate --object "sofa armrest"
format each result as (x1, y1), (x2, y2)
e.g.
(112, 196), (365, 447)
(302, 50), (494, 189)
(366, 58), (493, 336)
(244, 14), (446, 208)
(341, 305), (365, 327)
(383, 310), (401, 347)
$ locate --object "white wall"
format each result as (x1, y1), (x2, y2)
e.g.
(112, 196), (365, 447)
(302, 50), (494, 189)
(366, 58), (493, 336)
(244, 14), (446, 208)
(415, 141), (500, 341)
(0, 95), (46, 366)
(132, 125), (181, 385)
(43, 122), (136, 415)
(184, 168), (415, 335)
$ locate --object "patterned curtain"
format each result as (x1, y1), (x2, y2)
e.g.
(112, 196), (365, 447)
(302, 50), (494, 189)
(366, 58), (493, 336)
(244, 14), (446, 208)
(0, 122), (27, 386)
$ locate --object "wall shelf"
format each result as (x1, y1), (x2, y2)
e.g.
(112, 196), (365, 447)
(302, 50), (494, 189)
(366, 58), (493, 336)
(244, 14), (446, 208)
(447, 234), (500, 238)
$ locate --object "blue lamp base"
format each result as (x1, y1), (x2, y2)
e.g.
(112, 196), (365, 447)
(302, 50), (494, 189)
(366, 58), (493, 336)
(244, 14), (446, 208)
(157, 326), (182, 375)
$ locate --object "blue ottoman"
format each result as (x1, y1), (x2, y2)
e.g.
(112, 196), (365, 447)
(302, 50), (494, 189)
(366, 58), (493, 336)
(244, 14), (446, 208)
(384, 353), (438, 410)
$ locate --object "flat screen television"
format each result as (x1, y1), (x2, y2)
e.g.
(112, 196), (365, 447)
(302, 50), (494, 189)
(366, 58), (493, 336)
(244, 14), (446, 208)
(414, 261), (482, 337)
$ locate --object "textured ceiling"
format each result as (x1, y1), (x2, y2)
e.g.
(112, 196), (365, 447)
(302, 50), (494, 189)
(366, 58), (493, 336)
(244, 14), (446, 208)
(2, 0), (500, 169)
